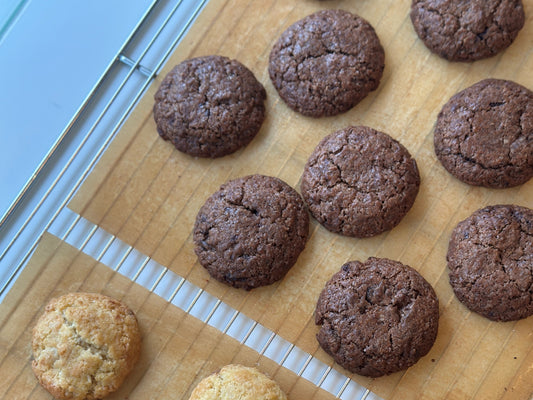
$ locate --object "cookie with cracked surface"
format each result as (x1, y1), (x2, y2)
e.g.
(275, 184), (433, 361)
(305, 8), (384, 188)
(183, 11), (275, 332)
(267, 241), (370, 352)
(268, 9), (385, 117)
(447, 204), (533, 321)
(301, 126), (420, 238)
(153, 55), (266, 158)
(315, 258), (439, 377)
(434, 79), (533, 188)
(193, 174), (309, 290)
(31, 292), (141, 400)
(410, 0), (525, 62)
(189, 364), (287, 400)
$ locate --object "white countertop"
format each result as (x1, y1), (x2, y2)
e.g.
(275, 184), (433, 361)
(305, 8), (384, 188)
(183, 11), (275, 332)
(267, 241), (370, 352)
(0, 0), (209, 299)
(0, 0), (155, 218)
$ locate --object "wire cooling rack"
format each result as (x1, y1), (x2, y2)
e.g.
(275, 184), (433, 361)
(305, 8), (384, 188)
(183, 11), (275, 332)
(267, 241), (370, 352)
(0, 1), (381, 398)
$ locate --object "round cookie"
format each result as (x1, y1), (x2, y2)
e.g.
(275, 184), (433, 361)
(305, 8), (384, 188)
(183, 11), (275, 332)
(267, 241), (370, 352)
(434, 79), (533, 188)
(447, 205), (533, 322)
(410, 0), (525, 62)
(189, 364), (287, 400)
(31, 293), (141, 400)
(153, 55), (266, 158)
(315, 258), (439, 377)
(193, 174), (309, 290)
(268, 9), (385, 117)
(301, 126), (420, 238)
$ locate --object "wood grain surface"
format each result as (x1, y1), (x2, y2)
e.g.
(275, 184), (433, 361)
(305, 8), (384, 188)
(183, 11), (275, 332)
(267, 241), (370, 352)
(67, 0), (533, 398)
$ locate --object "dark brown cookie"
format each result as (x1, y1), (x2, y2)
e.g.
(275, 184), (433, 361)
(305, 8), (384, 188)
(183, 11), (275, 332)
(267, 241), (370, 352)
(447, 205), (533, 322)
(301, 126), (420, 238)
(434, 79), (533, 188)
(410, 0), (525, 62)
(193, 174), (309, 290)
(315, 258), (439, 377)
(268, 9), (385, 117)
(153, 55), (266, 158)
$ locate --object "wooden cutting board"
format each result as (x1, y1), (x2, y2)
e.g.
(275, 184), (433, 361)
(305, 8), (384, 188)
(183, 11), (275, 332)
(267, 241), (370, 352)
(68, 0), (533, 398)
(0, 233), (336, 399)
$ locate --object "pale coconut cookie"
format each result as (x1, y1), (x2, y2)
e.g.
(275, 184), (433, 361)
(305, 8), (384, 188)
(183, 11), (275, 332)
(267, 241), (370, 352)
(189, 364), (287, 400)
(31, 293), (141, 400)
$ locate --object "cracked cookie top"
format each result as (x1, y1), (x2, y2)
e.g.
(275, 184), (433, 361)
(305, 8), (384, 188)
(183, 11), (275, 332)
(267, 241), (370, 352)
(410, 0), (525, 62)
(315, 258), (439, 377)
(301, 126), (420, 237)
(189, 364), (287, 400)
(31, 293), (141, 400)
(268, 9), (385, 117)
(434, 79), (533, 188)
(193, 174), (309, 290)
(153, 55), (266, 158)
(447, 204), (533, 321)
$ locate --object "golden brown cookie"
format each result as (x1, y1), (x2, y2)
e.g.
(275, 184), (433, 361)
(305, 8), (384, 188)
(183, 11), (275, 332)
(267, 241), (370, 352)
(31, 293), (141, 400)
(189, 364), (287, 400)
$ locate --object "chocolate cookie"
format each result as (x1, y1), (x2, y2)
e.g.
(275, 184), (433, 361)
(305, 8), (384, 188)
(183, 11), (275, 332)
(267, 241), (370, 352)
(410, 0), (525, 62)
(301, 126), (420, 238)
(193, 174), (309, 290)
(434, 79), (533, 188)
(268, 9), (385, 117)
(447, 205), (533, 322)
(153, 55), (266, 158)
(32, 293), (142, 400)
(315, 258), (439, 377)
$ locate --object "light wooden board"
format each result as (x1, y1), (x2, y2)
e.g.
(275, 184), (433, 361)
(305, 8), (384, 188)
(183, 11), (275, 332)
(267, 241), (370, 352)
(68, 0), (533, 398)
(0, 233), (336, 400)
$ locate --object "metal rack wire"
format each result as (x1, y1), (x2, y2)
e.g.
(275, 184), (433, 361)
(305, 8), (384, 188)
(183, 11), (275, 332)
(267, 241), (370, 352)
(53, 209), (376, 399)
(0, 0), (207, 298)
(0, 1), (381, 398)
